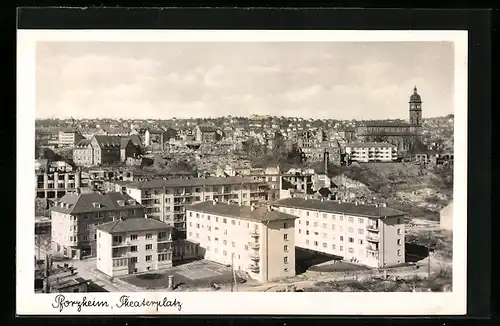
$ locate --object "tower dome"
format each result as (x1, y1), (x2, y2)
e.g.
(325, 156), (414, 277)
(409, 86), (422, 103)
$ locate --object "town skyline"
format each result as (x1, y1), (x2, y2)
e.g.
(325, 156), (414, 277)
(36, 41), (455, 121)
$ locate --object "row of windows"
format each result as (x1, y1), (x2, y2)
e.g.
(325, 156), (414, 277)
(143, 186), (253, 196)
(298, 223), (366, 233)
(279, 208), (402, 225)
(304, 240), (403, 255)
(111, 232), (168, 242)
(205, 247), (290, 263)
(189, 213), (260, 230)
(189, 232), (290, 243)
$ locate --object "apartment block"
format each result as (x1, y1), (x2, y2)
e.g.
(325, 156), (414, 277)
(35, 161), (82, 199)
(50, 191), (144, 259)
(96, 217), (175, 277)
(125, 176), (269, 238)
(344, 142), (398, 163)
(58, 129), (84, 148)
(185, 201), (298, 282)
(272, 198), (407, 268)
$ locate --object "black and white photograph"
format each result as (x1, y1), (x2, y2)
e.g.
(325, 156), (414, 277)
(17, 29), (468, 315)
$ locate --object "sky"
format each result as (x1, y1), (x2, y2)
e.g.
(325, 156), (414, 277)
(35, 41), (455, 120)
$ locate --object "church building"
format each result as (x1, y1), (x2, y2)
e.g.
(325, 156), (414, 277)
(356, 87), (424, 152)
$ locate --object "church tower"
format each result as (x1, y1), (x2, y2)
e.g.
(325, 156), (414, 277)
(409, 86), (422, 126)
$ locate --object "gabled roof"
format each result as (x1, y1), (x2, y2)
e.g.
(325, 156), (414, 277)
(96, 217), (173, 234)
(197, 125), (218, 132)
(126, 176), (261, 190)
(93, 135), (122, 149)
(187, 201), (298, 223)
(51, 192), (143, 214)
(272, 198), (407, 218)
(120, 138), (133, 149)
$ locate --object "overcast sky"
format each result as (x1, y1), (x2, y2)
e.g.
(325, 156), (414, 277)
(35, 41), (454, 120)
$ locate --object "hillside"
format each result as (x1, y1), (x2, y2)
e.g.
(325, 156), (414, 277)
(328, 162), (453, 220)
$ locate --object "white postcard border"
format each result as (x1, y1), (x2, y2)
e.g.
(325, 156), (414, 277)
(17, 29), (468, 315)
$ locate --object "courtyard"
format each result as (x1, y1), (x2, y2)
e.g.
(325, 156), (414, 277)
(119, 260), (245, 290)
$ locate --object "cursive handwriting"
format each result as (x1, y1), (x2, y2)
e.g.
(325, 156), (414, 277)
(116, 295), (183, 311)
(52, 294), (110, 312)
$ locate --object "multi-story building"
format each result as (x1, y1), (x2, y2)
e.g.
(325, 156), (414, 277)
(272, 198), (407, 268)
(50, 190), (144, 259)
(186, 201), (298, 282)
(125, 177), (269, 239)
(58, 129), (85, 148)
(195, 125), (220, 143)
(344, 142), (398, 163)
(35, 161), (82, 199)
(95, 217), (175, 277)
(73, 135), (139, 167)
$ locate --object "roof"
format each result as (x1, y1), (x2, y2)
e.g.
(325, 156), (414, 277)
(409, 86), (422, 103)
(197, 125), (218, 132)
(127, 134), (142, 146)
(126, 176), (261, 190)
(272, 198), (407, 218)
(187, 201), (298, 223)
(93, 135), (122, 149)
(120, 138), (133, 149)
(360, 121), (412, 127)
(75, 139), (92, 148)
(96, 217), (173, 234)
(51, 192), (143, 214)
(346, 142), (397, 148)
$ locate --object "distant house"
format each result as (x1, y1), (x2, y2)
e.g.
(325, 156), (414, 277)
(144, 128), (177, 151)
(73, 135), (138, 167)
(195, 125), (220, 143)
(58, 129), (84, 148)
(120, 138), (139, 162)
(440, 202), (453, 231)
(73, 139), (94, 166)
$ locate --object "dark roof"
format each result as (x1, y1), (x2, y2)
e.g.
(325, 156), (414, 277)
(360, 121), (412, 127)
(187, 201), (298, 223)
(127, 134), (142, 146)
(120, 138), (133, 149)
(197, 125), (218, 132)
(346, 142), (397, 148)
(409, 87), (422, 103)
(126, 176), (261, 190)
(75, 139), (92, 148)
(51, 192), (143, 214)
(272, 198), (407, 218)
(96, 217), (173, 234)
(93, 135), (122, 149)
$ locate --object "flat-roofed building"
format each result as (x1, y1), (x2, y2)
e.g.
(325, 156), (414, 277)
(125, 177), (269, 239)
(50, 190), (144, 259)
(96, 217), (175, 277)
(344, 142), (398, 163)
(272, 198), (407, 268)
(186, 201), (298, 282)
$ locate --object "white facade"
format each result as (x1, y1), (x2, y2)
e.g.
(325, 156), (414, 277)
(272, 201), (406, 268)
(345, 142), (398, 162)
(185, 203), (297, 282)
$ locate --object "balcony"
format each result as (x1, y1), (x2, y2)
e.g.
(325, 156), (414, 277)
(366, 224), (379, 232)
(157, 236), (173, 243)
(248, 264), (260, 273)
(248, 242), (260, 250)
(366, 235), (380, 242)
(112, 240), (131, 247)
(142, 194), (152, 199)
(249, 230), (259, 238)
(366, 245), (379, 253)
(112, 252), (131, 259)
(249, 254), (260, 261)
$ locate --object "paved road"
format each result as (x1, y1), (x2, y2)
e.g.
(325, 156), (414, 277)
(35, 246), (134, 292)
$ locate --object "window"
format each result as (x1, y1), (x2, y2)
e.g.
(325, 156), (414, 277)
(207, 215), (211, 221)
(207, 226), (211, 231)
(332, 215), (336, 221)
(397, 218), (401, 224)
(145, 255), (152, 261)
(215, 217), (219, 222)
(223, 240), (227, 245)
(348, 217), (353, 223)
(189, 232), (192, 237)
(322, 223), (327, 229)
(358, 239), (364, 245)
(189, 222), (192, 227)
(214, 237), (219, 241)
(314, 241), (318, 246)
(284, 234), (288, 241)
(298, 229), (302, 234)
(397, 239), (402, 245)
(131, 257), (138, 263)
(340, 246), (344, 251)
(283, 222), (288, 228)
(323, 213), (327, 219)
(146, 244), (152, 250)
(232, 241), (235, 247)
(284, 257), (289, 264)
(223, 250), (227, 256)
(358, 218), (364, 224)
(196, 213), (199, 218)
(348, 248), (354, 253)
(339, 216), (343, 221)
(340, 226), (343, 232)
(306, 221), (310, 226)
(397, 249), (401, 256)
(358, 228), (364, 235)
(397, 229), (401, 235)
(306, 212), (310, 216)
(189, 212), (192, 217)
(313, 222), (318, 227)
(348, 227), (353, 233)
(196, 224), (200, 229)
(284, 268), (289, 272)
(322, 243), (327, 248)
(322, 233), (327, 238)
(231, 220), (236, 225)
(244, 245), (248, 250)
(348, 237), (354, 243)
(331, 224), (336, 231)
(306, 230), (310, 235)
(332, 244), (336, 250)
(223, 218), (227, 224)
(196, 233), (199, 238)
(306, 240), (310, 245)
